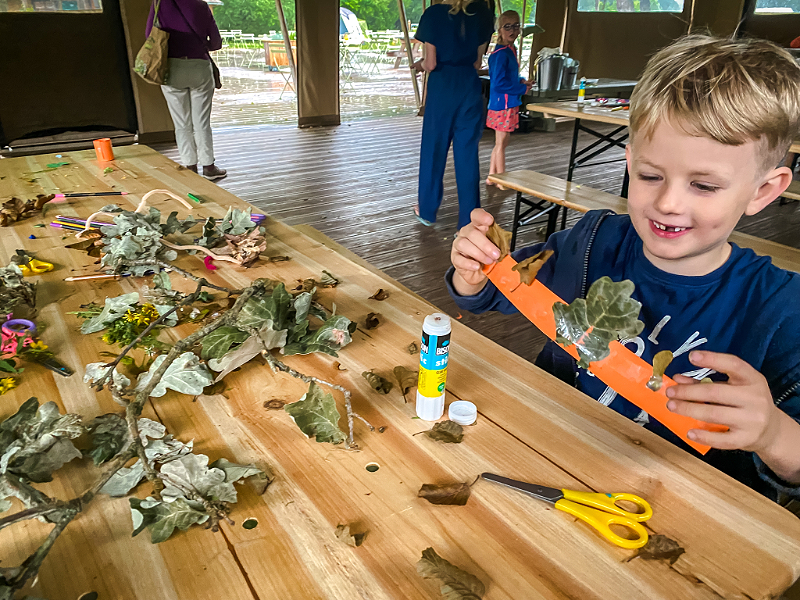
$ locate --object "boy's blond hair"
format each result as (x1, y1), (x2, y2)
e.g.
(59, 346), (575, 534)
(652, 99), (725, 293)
(630, 35), (800, 171)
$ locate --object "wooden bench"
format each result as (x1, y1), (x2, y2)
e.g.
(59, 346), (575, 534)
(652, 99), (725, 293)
(780, 179), (800, 204)
(487, 169), (800, 274)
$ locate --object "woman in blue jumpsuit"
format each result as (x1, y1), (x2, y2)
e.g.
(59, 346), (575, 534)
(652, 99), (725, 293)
(414, 0), (495, 230)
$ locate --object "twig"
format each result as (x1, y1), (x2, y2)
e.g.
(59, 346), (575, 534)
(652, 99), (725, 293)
(0, 510), (77, 599)
(256, 342), (374, 449)
(117, 259), (241, 294)
(160, 239), (241, 264)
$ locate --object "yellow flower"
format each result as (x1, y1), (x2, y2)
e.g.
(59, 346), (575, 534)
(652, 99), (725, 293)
(29, 340), (49, 351)
(102, 333), (113, 344)
(123, 309), (137, 323)
(0, 377), (18, 394)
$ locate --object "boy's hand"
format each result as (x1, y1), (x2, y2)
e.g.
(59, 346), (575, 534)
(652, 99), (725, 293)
(451, 209), (501, 296)
(666, 351), (782, 454)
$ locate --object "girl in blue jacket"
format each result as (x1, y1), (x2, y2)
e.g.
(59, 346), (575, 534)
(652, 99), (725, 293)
(487, 11), (530, 187)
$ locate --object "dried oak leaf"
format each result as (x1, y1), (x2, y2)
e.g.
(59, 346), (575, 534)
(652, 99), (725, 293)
(422, 420), (463, 443)
(511, 249), (554, 286)
(486, 222), (513, 262)
(335, 523), (366, 547)
(365, 312), (380, 330)
(320, 270), (340, 287)
(362, 371), (393, 394)
(393, 365), (418, 402)
(636, 534), (685, 564)
(418, 482), (471, 506)
(407, 342), (419, 355)
(417, 547), (485, 599)
(215, 229), (266, 267)
(369, 288), (389, 301)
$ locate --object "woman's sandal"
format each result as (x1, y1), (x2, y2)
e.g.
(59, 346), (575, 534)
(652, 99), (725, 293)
(414, 206), (434, 227)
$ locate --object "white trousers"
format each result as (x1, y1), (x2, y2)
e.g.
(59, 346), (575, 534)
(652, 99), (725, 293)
(161, 58), (216, 167)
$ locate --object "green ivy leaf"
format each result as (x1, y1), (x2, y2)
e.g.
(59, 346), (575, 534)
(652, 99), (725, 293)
(283, 314), (353, 357)
(236, 283), (292, 331)
(161, 211), (196, 236)
(284, 382), (346, 445)
(130, 496), (209, 544)
(135, 352), (213, 397)
(79, 292), (139, 334)
(552, 276), (644, 369)
(200, 326), (249, 360)
(152, 271), (171, 290)
(85, 414), (128, 465)
(293, 291), (313, 324)
(84, 362), (132, 390)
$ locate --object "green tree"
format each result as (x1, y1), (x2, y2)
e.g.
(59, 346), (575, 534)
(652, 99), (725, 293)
(213, 0), (296, 35)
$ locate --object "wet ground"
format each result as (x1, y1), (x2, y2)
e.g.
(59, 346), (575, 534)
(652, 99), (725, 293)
(211, 61), (419, 128)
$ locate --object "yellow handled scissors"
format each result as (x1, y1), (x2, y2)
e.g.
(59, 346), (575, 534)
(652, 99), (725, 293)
(481, 473), (653, 549)
(19, 258), (54, 276)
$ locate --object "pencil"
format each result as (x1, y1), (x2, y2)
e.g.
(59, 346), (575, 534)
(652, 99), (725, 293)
(53, 192), (129, 198)
(64, 273), (131, 282)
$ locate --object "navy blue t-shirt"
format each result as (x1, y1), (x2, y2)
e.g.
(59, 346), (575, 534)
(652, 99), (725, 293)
(447, 211), (800, 500)
(415, 2), (494, 69)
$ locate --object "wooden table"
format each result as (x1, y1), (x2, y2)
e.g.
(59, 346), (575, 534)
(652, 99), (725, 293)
(2, 145), (800, 599)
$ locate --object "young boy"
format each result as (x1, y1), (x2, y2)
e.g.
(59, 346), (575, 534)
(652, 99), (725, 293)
(447, 35), (800, 503)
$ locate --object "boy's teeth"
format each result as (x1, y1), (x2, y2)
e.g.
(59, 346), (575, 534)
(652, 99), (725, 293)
(654, 222), (686, 232)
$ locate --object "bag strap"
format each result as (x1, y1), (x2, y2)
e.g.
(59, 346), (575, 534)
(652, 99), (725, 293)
(152, 0), (163, 29)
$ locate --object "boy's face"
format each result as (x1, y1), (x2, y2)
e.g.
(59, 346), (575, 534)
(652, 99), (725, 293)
(626, 119), (789, 276)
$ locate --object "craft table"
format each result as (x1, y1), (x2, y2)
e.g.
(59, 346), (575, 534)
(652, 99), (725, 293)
(1, 146), (800, 600)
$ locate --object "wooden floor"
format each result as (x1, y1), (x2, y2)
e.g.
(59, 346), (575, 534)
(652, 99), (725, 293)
(152, 116), (800, 364)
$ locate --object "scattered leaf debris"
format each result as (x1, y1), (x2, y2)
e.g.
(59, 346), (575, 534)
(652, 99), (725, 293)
(636, 534), (685, 564)
(369, 288), (389, 301)
(365, 312), (380, 330)
(647, 350), (674, 391)
(418, 420), (463, 444)
(335, 523), (366, 547)
(393, 366), (418, 402)
(407, 342), (419, 355)
(264, 399), (286, 410)
(362, 371), (393, 394)
(320, 270), (340, 287)
(418, 482), (472, 506)
(417, 547), (485, 599)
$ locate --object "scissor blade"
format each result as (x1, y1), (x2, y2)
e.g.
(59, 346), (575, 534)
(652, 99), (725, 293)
(481, 473), (563, 504)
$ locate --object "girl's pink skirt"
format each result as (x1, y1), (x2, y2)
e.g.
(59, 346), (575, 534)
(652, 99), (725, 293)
(486, 106), (520, 132)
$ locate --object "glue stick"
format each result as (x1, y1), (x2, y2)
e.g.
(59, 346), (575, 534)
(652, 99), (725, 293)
(416, 313), (451, 420)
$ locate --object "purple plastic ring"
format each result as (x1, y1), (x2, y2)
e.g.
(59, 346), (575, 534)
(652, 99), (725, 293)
(2, 319), (36, 336)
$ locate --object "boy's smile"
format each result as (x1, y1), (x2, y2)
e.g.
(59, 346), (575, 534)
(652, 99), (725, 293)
(626, 119), (791, 276)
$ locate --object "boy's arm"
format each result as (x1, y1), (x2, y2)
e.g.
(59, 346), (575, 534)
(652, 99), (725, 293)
(667, 351), (800, 486)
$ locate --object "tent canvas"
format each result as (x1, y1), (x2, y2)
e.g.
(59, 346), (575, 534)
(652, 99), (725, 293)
(339, 7), (366, 45)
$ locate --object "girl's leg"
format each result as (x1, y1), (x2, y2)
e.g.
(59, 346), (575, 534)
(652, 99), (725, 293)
(496, 130), (510, 175)
(487, 129), (500, 185)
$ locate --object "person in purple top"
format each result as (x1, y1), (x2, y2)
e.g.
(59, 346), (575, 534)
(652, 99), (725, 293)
(146, 0), (226, 180)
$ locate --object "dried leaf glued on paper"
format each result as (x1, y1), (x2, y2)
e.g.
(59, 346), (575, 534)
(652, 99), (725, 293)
(511, 250), (553, 286)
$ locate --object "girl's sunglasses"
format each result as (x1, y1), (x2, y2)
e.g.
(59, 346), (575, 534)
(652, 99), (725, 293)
(501, 23), (521, 31)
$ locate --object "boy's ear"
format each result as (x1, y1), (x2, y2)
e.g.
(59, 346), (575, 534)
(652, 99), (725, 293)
(746, 166), (793, 216)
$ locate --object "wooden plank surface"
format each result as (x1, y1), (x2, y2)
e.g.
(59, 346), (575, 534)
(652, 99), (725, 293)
(2, 146), (800, 600)
(526, 102), (630, 127)
(488, 169), (800, 273)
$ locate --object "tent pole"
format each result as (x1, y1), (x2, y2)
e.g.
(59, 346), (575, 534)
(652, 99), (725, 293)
(275, 0), (297, 92)
(518, 0), (527, 62)
(397, 0), (422, 108)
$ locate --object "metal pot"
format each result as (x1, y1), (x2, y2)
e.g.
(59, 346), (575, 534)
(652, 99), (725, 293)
(560, 59), (580, 90)
(537, 54), (567, 92)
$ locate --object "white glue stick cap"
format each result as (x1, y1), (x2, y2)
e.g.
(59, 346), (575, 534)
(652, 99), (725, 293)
(416, 394), (445, 421)
(423, 313), (451, 336)
(448, 401), (477, 426)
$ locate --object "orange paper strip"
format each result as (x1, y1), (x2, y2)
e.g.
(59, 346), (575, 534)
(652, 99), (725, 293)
(485, 256), (726, 454)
